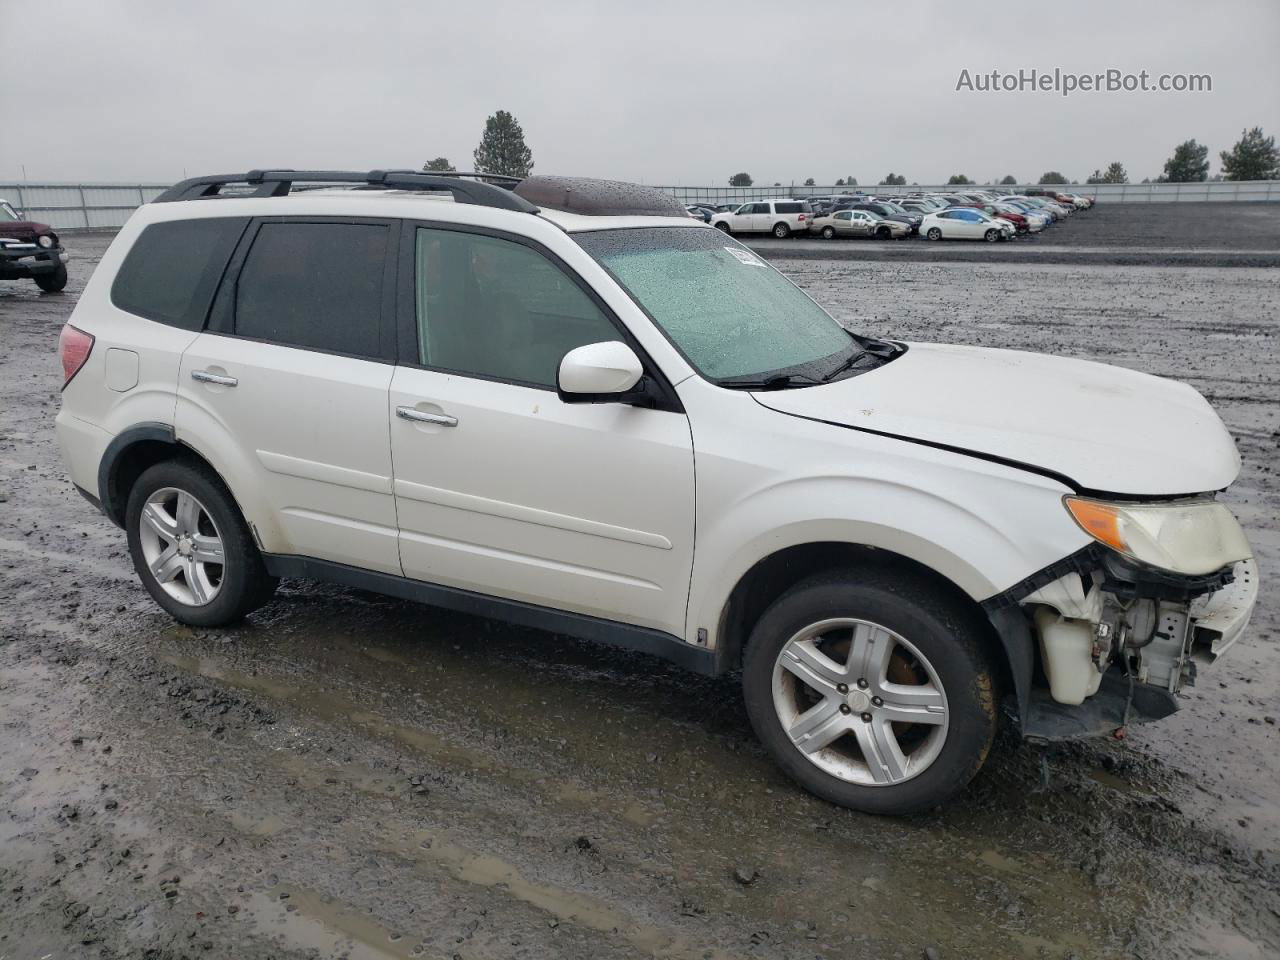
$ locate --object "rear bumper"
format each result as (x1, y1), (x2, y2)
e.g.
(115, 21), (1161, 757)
(0, 243), (67, 278)
(55, 411), (113, 505)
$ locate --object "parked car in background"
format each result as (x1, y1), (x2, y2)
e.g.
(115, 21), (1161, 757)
(953, 201), (1041, 234)
(711, 199), (813, 238)
(833, 201), (922, 235)
(0, 198), (69, 292)
(685, 205), (714, 223)
(809, 209), (910, 240)
(922, 207), (1015, 241)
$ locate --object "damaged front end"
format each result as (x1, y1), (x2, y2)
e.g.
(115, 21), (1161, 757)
(987, 496), (1258, 741)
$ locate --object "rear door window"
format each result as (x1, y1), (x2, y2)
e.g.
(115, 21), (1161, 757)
(230, 221), (390, 359)
(111, 218), (247, 329)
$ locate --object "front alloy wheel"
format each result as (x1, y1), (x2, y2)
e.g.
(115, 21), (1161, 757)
(772, 618), (948, 786)
(742, 569), (998, 815)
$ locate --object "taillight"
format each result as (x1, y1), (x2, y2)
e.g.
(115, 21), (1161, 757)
(58, 323), (94, 388)
(798, 214), (807, 221)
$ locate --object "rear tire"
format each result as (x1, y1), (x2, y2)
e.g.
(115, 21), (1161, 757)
(35, 264), (68, 292)
(125, 460), (277, 627)
(772, 222), (791, 239)
(741, 568), (999, 815)
(926, 227), (942, 241)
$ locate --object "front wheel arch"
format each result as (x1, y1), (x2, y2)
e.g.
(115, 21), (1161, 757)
(716, 543), (1011, 687)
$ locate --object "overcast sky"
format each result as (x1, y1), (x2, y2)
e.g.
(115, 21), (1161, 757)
(2, 0), (1277, 186)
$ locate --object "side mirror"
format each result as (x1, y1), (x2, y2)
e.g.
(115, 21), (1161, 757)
(557, 341), (645, 404)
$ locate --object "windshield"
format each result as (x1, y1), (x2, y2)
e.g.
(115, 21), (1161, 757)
(0, 202), (18, 222)
(575, 226), (856, 382)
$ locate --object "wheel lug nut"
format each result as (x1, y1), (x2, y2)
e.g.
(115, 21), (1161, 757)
(860, 712), (872, 723)
(839, 704), (852, 715)
(837, 683), (848, 694)
(871, 696), (883, 707)
(856, 678), (868, 689)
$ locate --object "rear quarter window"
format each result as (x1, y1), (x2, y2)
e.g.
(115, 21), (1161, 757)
(774, 202), (802, 214)
(111, 218), (247, 330)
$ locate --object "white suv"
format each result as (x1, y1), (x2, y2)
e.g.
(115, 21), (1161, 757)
(55, 170), (1258, 815)
(710, 199), (813, 238)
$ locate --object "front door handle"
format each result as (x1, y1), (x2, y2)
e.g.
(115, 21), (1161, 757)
(396, 406), (458, 427)
(191, 369), (238, 387)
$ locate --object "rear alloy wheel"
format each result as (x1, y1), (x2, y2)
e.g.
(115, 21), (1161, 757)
(772, 222), (791, 239)
(126, 460), (277, 627)
(821, 226), (836, 239)
(984, 229), (1000, 242)
(926, 227), (942, 241)
(742, 570), (998, 815)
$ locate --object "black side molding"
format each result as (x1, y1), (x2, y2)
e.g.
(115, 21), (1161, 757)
(261, 554), (722, 677)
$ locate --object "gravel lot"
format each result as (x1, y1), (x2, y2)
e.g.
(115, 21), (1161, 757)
(2, 208), (1278, 960)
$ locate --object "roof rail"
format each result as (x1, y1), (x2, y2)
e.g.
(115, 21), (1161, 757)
(152, 169), (539, 213)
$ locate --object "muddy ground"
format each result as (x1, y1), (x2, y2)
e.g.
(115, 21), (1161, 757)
(1, 215), (1277, 960)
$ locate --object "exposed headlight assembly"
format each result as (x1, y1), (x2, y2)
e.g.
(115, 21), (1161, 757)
(37, 234), (55, 248)
(1064, 496), (1252, 577)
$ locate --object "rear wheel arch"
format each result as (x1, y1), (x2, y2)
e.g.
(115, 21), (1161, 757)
(99, 424), (241, 531)
(715, 543), (1016, 707)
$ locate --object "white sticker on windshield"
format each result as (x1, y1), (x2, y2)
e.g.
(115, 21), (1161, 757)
(724, 246), (765, 266)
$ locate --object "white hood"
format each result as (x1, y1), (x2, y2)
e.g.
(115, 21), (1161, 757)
(753, 342), (1240, 496)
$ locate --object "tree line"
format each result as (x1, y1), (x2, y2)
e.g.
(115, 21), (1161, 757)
(725, 128), (1279, 188)
(422, 117), (1279, 188)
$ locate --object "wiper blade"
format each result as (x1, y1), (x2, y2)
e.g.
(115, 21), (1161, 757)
(718, 374), (820, 391)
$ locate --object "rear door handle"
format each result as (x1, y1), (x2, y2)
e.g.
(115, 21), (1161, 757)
(396, 406), (457, 427)
(191, 369), (238, 387)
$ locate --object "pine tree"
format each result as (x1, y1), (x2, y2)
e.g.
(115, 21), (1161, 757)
(1160, 140), (1209, 182)
(1220, 127), (1280, 181)
(473, 110), (534, 178)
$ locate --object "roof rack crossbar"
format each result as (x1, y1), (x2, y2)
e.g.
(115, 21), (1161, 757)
(152, 169), (539, 213)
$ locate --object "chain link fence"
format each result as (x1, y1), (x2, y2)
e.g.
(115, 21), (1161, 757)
(3, 178), (1277, 230)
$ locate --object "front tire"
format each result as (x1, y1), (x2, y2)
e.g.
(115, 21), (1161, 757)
(876, 227), (892, 240)
(821, 226), (836, 239)
(35, 264), (68, 292)
(741, 568), (999, 815)
(714, 221), (731, 234)
(126, 460), (277, 627)
(772, 222), (791, 239)
(984, 229), (1000, 243)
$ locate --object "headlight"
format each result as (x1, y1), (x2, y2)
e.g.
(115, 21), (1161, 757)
(1064, 496), (1252, 576)
(37, 234), (54, 248)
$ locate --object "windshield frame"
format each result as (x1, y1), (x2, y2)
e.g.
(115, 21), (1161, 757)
(574, 224), (866, 388)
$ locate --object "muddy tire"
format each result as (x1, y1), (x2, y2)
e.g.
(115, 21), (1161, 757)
(821, 226), (836, 239)
(35, 264), (68, 292)
(742, 567), (999, 815)
(926, 227), (942, 241)
(125, 459), (277, 627)
(772, 222), (791, 239)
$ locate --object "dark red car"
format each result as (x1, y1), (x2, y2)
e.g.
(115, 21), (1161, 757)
(0, 198), (68, 291)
